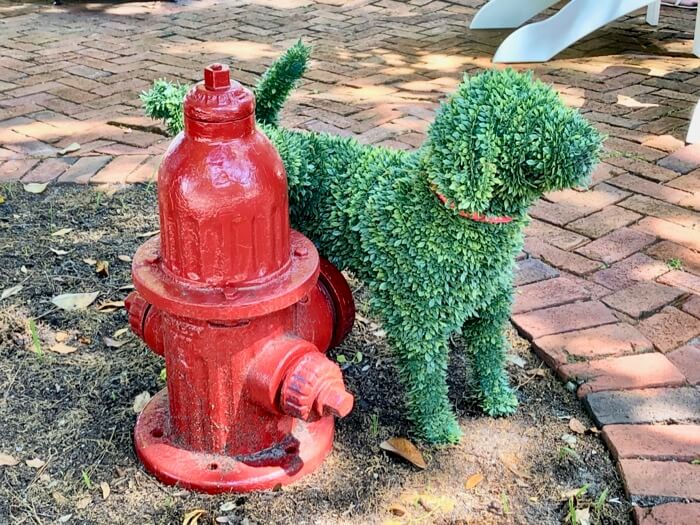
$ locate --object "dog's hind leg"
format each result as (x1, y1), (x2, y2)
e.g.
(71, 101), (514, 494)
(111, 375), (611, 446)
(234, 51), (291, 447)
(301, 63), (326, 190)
(462, 288), (518, 416)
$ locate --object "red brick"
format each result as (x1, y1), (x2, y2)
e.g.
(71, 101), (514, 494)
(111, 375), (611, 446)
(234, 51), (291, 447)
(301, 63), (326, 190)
(524, 219), (588, 250)
(589, 161), (624, 184)
(592, 253), (669, 290)
(544, 183), (629, 212)
(514, 258), (559, 287)
(608, 173), (691, 205)
(127, 155), (160, 183)
(680, 191), (700, 211)
(642, 134), (685, 153)
(58, 156), (111, 184)
(533, 323), (653, 368)
(529, 199), (589, 226)
(634, 503), (700, 525)
(112, 130), (165, 148)
(658, 270), (700, 295)
(667, 344), (700, 385)
(647, 241), (700, 277)
(560, 353), (685, 397)
(512, 301), (617, 340)
(604, 424), (700, 462)
(567, 205), (640, 238)
(575, 227), (656, 264)
(638, 306), (700, 353)
(683, 295), (700, 319)
(658, 143), (700, 174)
(620, 195), (700, 230)
(513, 276), (591, 314)
(619, 459), (700, 500)
(0, 159), (38, 181)
(601, 281), (685, 318)
(586, 387), (700, 426)
(21, 157), (74, 183)
(667, 169), (700, 193)
(524, 238), (602, 276)
(635, 217), (700, 253)
(90, 155), (148, 184)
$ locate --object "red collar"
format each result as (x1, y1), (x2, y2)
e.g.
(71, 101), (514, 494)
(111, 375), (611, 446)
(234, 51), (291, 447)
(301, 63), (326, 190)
(434, 191), (513, 224)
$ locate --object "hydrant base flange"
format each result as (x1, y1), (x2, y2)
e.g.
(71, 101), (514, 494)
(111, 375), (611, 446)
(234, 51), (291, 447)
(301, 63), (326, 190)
(134, 390), (335, 493)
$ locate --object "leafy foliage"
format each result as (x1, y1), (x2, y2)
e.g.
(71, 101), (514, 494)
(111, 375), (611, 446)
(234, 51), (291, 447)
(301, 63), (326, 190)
(140, 80), (189, 136)
(140, 49), (603, 443)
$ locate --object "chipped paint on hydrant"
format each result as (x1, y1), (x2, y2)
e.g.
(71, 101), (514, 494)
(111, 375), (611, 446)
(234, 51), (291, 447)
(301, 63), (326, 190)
(125, 64), (356, 493)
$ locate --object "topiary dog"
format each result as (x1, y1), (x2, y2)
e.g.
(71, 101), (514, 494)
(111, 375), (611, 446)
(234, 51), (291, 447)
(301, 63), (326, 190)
(142, 43), (603, 444)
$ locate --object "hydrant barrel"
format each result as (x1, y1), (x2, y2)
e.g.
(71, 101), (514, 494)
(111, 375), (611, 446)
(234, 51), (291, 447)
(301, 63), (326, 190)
(158, 63), (291, 287)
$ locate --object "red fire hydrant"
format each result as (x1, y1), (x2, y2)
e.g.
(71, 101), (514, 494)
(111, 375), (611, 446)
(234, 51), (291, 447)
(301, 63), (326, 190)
(125, 64), (356, 493)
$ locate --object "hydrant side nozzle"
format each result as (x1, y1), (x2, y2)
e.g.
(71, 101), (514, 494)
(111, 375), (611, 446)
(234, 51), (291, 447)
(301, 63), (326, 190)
(314, 384), (354, 418)
(125, 291), (164, 357)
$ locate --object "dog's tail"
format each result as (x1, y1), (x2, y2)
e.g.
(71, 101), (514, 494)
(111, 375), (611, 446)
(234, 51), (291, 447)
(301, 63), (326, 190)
(255, 40), (311, 127)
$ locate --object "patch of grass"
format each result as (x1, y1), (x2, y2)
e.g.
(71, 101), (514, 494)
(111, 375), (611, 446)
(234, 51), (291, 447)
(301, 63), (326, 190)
(27, 319), (43, 360)
(667, 258), (683, 270)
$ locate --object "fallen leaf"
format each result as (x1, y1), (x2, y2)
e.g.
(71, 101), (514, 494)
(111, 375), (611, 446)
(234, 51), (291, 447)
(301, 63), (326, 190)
(388, 503), (407, 517)
(379, 437), (426, 469)
(507, 355), (527, 368)
(51, 228), (73, 237)
(104, 337), (126, 349)
(0, 452), (19, 466)
(0, 194), (4, 205)
(561, 433), (578, 447)
(1, 284), (22, 300)
(58, 143), (80, 155)
(577, 507), (591, 525)
(403, 493), (455, 513)
(97, 300), (125, 312)
(58, 515), (72, 524)
(26, 458), (45, 469)
(616, 95), (658, 108)
(117, 255), (132, 262)
(465, 472), (484, 489)
(50, 343), (77, 354)
(23, 182), (49, 194)
(95, 260), (109, 277)
(53, 491), (69, 505)
(133, 391), (151, 413)
(100, 481), (110, 500)
(55, 331), (69, 342)
(50, 248), (71, 256)
(569, 417), (587, 435)
(75, 496), (91, 510)
(113, 327), (129, 338)
(83, 258), (97, 266)
(219, 502), (236, 512)
(373, 329), (386, 338)
(136, 229), (160, 238)
(79, 335), (91, 344)
(51, 292), (100, 311)
(182, 509), (207, 525)
(118, 284), (135, 291)
(500, 453), (531, 479)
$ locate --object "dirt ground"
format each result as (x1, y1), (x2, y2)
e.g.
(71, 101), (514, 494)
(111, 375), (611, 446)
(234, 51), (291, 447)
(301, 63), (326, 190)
(0, 183), (631, 525)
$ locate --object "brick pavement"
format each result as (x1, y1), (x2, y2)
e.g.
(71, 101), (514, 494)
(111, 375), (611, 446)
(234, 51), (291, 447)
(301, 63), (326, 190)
(1, 0), (700, 521)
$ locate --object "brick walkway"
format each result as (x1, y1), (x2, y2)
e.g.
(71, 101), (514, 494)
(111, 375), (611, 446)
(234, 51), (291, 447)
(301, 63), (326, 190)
(2, 0), (700, 521)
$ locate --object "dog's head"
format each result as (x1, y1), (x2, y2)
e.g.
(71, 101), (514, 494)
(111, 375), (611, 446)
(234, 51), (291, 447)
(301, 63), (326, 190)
(421, 69), (602, 220)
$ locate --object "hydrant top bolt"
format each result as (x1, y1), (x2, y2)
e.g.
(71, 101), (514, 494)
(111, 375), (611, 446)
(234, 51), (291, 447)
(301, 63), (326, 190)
(294, 247), (309, 258)
(204, 63), (231, 91)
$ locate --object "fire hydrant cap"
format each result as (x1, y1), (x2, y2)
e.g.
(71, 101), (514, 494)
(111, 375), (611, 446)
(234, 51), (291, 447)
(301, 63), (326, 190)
(183, 63), (255, 124)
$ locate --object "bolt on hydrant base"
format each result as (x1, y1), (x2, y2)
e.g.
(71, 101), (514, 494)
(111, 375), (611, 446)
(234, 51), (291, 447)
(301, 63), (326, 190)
(125, 63), (355, 493)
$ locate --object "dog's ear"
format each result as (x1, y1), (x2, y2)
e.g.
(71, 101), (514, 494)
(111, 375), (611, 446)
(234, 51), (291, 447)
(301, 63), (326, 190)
(422, 69), (602, 214)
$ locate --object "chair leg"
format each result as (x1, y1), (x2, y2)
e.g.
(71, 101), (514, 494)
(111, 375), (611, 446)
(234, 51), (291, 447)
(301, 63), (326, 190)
(470, 0), (559, 29)
(646, 1), (660, 25)
(492, 0), (657, 63)
(687, 99), (700, 144)
(694, 5), (700, 57)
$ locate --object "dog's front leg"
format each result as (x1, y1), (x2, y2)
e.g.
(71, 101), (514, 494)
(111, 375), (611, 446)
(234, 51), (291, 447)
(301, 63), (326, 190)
(384, 324), (462, 444)
(462, 288), (518, 416)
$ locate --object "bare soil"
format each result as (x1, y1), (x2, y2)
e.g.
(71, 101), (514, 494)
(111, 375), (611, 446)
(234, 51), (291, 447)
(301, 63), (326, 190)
(0, 183), (631, 525)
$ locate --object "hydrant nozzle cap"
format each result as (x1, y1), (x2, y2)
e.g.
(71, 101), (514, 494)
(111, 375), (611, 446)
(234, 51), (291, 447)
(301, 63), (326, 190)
(183, 63), (255, 125)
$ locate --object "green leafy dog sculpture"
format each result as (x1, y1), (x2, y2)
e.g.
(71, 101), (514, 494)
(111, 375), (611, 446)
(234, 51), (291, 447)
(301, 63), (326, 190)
(142, 43), (603, 443)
